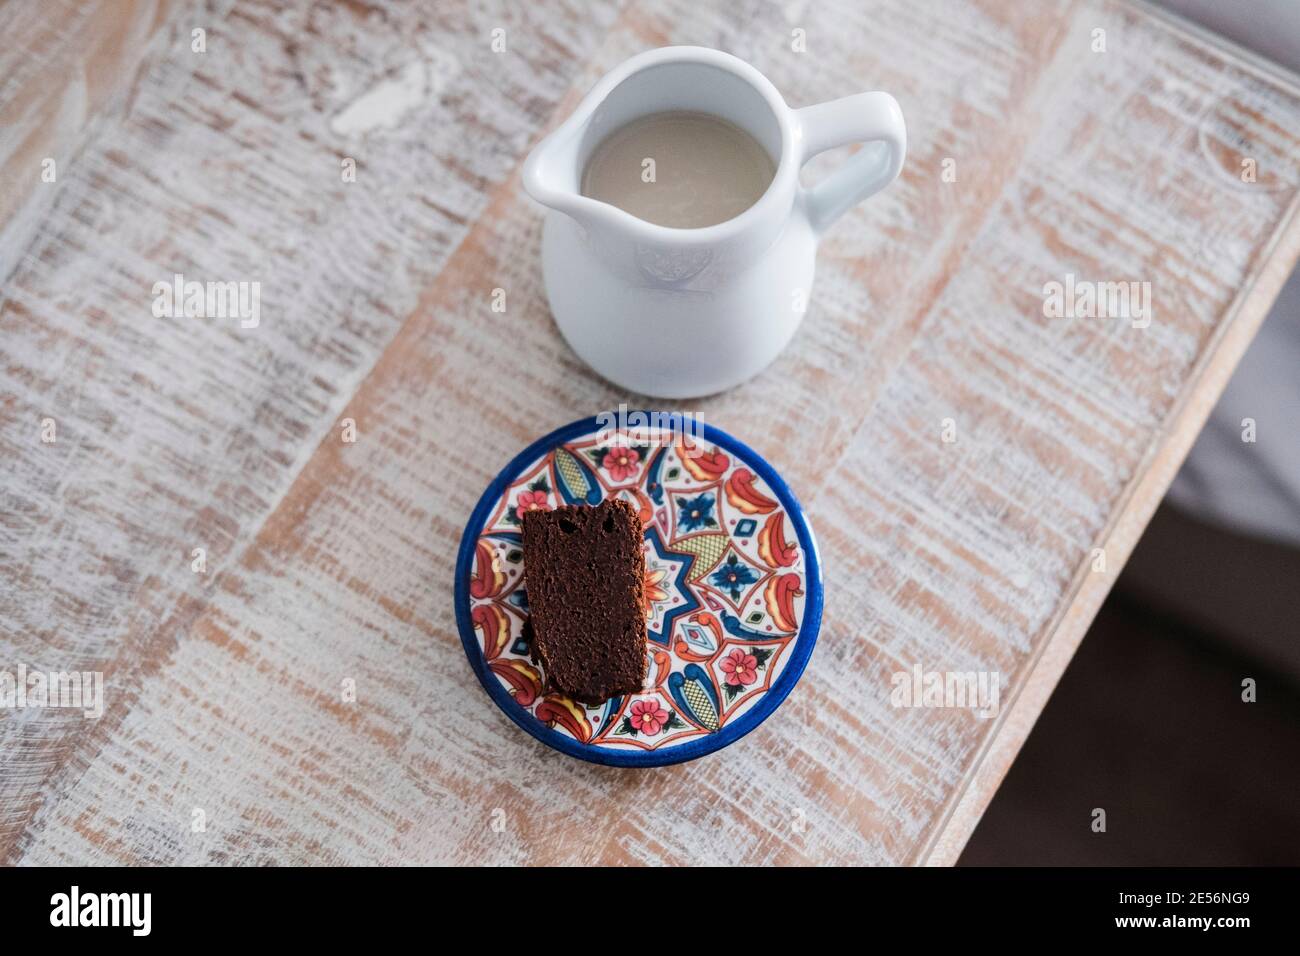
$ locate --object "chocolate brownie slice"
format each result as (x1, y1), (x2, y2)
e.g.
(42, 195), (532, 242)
(521, 498), (648, 704)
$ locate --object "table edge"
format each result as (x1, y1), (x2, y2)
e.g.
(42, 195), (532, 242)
(918, 183), (1300, 868)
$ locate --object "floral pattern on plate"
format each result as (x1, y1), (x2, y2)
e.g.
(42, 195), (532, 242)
(458, 417), (820, 765)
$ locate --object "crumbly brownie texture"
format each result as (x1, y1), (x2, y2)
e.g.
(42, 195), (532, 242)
(521, 498), (648, 704)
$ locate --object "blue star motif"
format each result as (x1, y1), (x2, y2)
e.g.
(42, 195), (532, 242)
(643, 526), (700, 646)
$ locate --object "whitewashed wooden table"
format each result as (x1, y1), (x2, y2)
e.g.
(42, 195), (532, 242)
(2, 0), (1299, 865)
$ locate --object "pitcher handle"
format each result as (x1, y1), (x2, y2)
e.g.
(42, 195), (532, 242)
(796, 92), (906, 234)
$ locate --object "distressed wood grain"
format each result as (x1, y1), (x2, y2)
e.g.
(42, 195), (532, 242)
(0, 0), (175, 280)
(0, 0), (625, 860)
(2, 0), (1299, 865)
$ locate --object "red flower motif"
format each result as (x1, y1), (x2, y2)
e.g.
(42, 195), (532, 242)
(602, 447), (640, 482)
(628, 698), (670, 736)
(720, 649), (758, 687)
(515, 489), (550, 520)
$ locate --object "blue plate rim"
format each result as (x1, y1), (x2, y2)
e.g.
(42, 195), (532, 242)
(453, 412), (823, 768)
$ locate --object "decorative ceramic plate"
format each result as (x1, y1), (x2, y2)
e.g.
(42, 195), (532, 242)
(454, 413), (822, 767)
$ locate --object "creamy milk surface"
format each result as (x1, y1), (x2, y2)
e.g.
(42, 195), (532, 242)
(581, 110), (775, 228)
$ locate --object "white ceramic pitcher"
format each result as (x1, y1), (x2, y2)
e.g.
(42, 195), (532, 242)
(523, 46), (905, 398)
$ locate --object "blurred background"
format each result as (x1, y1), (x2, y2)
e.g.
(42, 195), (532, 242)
(961, 0), (1300, 868)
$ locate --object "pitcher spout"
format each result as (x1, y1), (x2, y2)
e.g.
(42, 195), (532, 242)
(523, 110), (597, 228)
